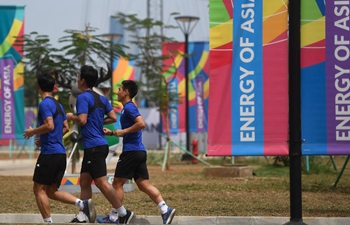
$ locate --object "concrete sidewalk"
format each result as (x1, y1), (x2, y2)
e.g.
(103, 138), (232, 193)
(0, 158), (36, 176)
(0, 156), (118, 176)
(1, 214), (350, 225)
(1, 158), (350, 225)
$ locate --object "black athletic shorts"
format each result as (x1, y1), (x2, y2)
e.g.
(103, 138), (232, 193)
(33, 154), (66, 187)
(114, 151), (149, 181)
(81, 145), (109, 179)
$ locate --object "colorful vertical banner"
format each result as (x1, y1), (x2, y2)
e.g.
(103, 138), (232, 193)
(168, 78), (179, 134)
(162, 41), (209, 133)
(112, 57), (135, 110)
(301, 0), (350, 155)
(195, 77), (205, 132)
(207, 0), (289, 156)
(0, 6), (25, 139)
(1, 58), (15, 138)
(232, 0), (264, 155)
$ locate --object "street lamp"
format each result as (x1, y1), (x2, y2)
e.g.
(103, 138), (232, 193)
(175, 16), (199, 160)
(102, 33), (122, 105)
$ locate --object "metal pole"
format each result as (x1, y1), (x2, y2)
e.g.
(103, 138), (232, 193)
(185, 33), (190, 153)
(147, 0), (150, 37)
(284, 0), (307, 224)
(157, 0), (163, 150)
(181, 32), (191, 161)
(65, 142), (78, 174)
(332, 156), (349, 188)
(110, 39), (114, 105)
(175, 16), (199, 160)
(103, 33), (121, 104)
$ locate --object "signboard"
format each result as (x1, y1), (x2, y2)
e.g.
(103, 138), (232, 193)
(208, 0), (289, 156)
(0, 6), (25, 139)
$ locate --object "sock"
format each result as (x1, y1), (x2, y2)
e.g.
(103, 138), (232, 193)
(158, 201), (168, 214)
(43, 217), (52, 223)
(77, 211), (86, 221)
(116, 206), (127, 217)
(109, 208), (119, 221)
(75, 199), (84, 210)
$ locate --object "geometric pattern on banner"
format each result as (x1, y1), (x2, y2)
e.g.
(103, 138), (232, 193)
(61, 175), (134, 185)
(112, 57), (135, 111)
(162, 41), (209, 134)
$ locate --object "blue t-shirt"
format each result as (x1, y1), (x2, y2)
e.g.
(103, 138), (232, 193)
(120, 101), (146, 152)
(38, 97), (66, 155)
(76, 90), (113, 149)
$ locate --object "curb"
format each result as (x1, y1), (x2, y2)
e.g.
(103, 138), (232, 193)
(0, 214), (350, 225)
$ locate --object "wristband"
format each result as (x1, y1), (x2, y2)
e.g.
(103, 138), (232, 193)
(110, 131), (114, 136)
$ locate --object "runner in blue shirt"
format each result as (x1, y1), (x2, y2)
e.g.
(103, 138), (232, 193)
(99, 80), (176, 224)
(23, 74), (95, 223)
(66, 65), (133, 224)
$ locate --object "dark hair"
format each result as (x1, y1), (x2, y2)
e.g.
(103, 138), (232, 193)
(121, 80), (138, 99)
(80, 65), (98, 88)
(37, 73), (55, 92)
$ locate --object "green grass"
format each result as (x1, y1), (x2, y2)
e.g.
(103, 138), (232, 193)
(1, 154), (350, 217)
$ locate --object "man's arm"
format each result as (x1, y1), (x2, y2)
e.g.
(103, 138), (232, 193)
(66, 113), (87, 126)
(23, 117), (54, 139)
(104, 110), (117, 125)
(63, 119), (70, 135)
(115, 115), (146, 137)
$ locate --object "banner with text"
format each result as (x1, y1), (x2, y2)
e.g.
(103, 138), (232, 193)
(208, 0), (350, 156)
(207, 0), (289, 156)
(0, 6), (25, 139)
(301, 0), (350, 155)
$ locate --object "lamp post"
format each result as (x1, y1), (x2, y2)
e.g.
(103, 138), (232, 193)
(175, 16), (199, 160)
(102, 33), (122, 105)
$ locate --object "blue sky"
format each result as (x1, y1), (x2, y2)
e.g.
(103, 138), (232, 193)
(2, 0), (209, 47)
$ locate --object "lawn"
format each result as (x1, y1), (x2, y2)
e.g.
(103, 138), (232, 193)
(0, 153), (350, 217)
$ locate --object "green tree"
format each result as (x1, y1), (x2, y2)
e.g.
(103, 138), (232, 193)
(113, 12), (181, 170)
(53, 25), (126, 109)
(16, 25), (126, 110)
(15, 32), (58, 107)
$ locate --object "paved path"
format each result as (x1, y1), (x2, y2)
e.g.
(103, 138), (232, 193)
(0, 155), (119, 176)
(0, 158), (36, 176)
(0, 214), (350, 225)
(1, 158), (350, 224)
